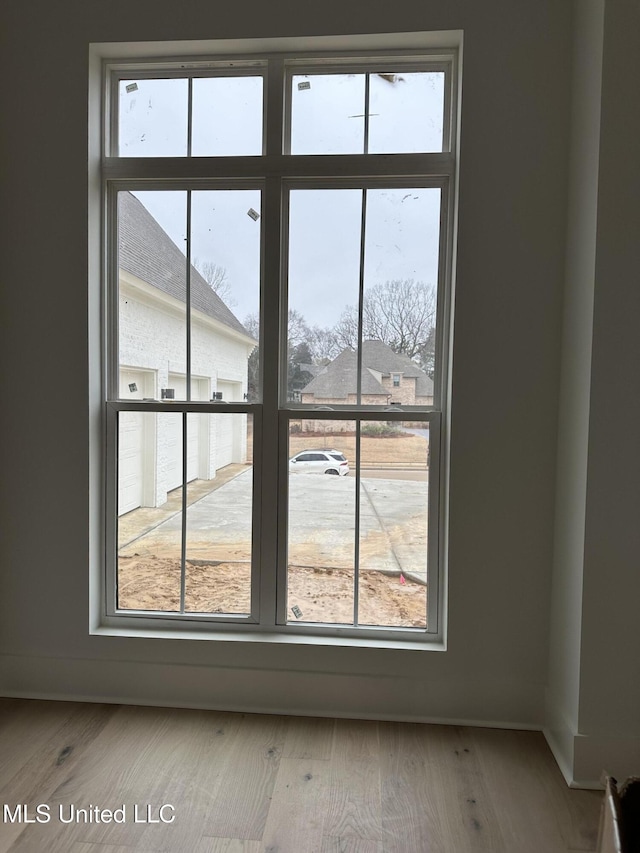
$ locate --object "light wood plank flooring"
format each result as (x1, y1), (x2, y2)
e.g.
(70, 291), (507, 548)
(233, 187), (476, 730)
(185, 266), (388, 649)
(0, 699), (601, 853)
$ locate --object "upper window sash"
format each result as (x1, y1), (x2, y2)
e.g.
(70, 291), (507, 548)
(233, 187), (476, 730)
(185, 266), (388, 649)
(106, 181), (264, 404)
(109, 68), (266, 159)
(283, 60), (453, 156)
(280, 176), (451, 412)
(105, 52), (457, 159)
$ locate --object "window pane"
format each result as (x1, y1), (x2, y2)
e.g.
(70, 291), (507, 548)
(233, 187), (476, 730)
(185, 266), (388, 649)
(290, 74), (365, 154)
(363, 188), (441, 391)
(357, 421), (429, 628)
(368, 72), (445, 153)
(289, 70), (445, 155)
(190, 190), (261, 402)
(117, 411), (184, 612)
(192, 76), (263, 156)
(287, 420), (355, 624)
(118, 78), (188, 157)
(287, 189), (362, 402)
(117, 412), (254, 614)
(118, 191), (188, 400)
(287, 187), (440, 406)
(286, 418), (430, 629)
(184, 414), (253, 614)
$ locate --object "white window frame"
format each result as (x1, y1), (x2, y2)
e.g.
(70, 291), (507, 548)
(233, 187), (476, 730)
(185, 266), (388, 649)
(99, 46), (459, 645)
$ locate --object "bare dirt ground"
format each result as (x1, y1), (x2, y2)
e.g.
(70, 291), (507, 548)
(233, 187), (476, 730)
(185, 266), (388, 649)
(118, 430), (429, 628)
(118, 558), (427, 628)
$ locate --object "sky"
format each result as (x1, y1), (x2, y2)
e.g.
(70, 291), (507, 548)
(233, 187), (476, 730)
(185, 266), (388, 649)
(119, 71), (444, 331)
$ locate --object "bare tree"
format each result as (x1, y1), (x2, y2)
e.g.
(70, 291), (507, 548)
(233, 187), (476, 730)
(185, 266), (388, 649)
(307, 325), (341, 363)
(243, 310), (341, 399)
(193, 258), (236, 307)
(243, 312), (259, 340)
(286, 309), (310, 349)
(333, 310), (359, 352)
(243, 313), (260, 403)
(243, 310), (312, 348)
(334, 279), (437, 375)
(243, 310), (314, 401)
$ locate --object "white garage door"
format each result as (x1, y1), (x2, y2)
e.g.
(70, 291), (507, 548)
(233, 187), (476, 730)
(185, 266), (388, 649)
(166, 375), (203, 492)
(118, 370), (146, 515)
(215, 381), (237, 469)
(216, 416), (234, 470)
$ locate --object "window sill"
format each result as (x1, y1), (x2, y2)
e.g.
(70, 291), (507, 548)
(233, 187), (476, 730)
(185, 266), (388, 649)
(92, 621), (446, 652)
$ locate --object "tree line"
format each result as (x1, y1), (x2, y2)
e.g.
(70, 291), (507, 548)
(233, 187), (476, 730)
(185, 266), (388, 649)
(195, 261), (436, 401)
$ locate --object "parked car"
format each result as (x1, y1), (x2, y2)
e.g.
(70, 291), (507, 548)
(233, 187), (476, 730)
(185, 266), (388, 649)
(288, 449), (349, 476)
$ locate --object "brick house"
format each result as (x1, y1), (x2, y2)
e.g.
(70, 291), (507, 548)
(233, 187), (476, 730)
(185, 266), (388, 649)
(299, 339), (433, 432)
(117, 192), (256, 514)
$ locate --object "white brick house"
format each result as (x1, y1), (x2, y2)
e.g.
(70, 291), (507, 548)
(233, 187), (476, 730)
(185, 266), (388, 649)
(118, 192), (256, 515)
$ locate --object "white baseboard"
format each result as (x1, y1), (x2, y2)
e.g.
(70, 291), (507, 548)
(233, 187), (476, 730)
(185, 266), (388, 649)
(22, 652), (640, 787)
(544, 695), (640, 787)
(572, 732), (640, 787)
(0, 651), (542, 731)
(543, 694), (578, 785)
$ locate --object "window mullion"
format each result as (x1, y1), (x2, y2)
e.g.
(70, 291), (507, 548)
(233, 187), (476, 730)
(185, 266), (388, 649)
(179, 410), (188, 614)
(186, 190), (192, 401)
(356, 188), (367, 405)
(187, 78), (193, 158)
(259, 174), (283, 627)
(363, 73), (370, 155)
(353, 422), (362, 626)
(266, 57), (285, 156)
(179, 190), (194, 614)
(262, 58), (287, 625)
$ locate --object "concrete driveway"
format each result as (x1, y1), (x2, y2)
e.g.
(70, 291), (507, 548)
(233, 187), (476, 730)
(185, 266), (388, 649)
(120, 467), (429, 582)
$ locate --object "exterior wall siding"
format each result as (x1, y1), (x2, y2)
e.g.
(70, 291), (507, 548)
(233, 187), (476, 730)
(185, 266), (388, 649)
(119, 284), (251, 509)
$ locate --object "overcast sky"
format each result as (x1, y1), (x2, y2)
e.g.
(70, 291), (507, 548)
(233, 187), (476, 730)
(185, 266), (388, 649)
(120, 72), (443, 330)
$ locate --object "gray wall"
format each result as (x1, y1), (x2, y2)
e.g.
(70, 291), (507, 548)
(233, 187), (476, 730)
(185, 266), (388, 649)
(0, 0), (637, 785)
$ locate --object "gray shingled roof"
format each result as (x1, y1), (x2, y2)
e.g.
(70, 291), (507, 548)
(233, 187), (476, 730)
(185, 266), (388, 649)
(362, 340), (434, 397)
(302, 340), (434, 398)
(118, 192), (254, 341)
(302, 348), (388, 399)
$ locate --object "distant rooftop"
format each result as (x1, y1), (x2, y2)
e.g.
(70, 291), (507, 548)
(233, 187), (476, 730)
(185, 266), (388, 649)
(302, 340), (434, 398)
(360, 339), (434, 397)
(302, 348), (387, 398)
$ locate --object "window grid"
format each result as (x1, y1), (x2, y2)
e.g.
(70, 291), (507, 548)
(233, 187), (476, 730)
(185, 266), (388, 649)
(103, 50), (457, 641)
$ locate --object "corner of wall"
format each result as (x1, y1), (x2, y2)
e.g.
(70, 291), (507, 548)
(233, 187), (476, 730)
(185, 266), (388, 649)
(544, 690), (577, 786)
(545, 0), (604, 787)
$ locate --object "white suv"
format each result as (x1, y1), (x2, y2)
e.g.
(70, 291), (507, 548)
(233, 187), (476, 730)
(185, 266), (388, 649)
(289, 449), (349, 476)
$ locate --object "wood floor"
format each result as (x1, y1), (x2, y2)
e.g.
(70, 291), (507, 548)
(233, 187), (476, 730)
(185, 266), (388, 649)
(0, 699), (601, 853)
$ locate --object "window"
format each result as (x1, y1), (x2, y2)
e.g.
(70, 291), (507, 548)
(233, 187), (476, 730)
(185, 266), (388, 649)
(102, 48), (458, 642)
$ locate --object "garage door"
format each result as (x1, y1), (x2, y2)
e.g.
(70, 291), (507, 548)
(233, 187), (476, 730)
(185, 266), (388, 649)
(215, 381), (237, 469)
(118, 370), (146, 515)
(166, 375), (202, 492)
